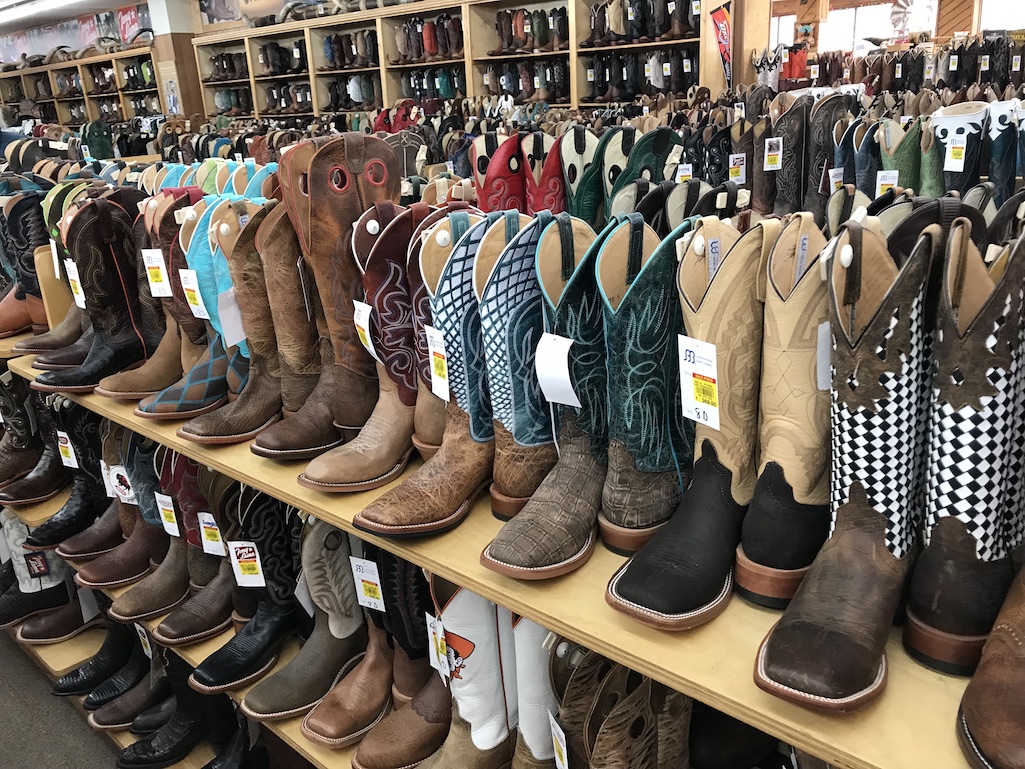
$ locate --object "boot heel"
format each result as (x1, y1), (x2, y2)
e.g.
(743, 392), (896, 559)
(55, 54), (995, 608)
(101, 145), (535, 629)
(733, 544), (808, 609)
(489, 485), (529, 521)
(597, 513), (667, 555)
(411, 434), (441, 461)
(902, 608), (987, 677)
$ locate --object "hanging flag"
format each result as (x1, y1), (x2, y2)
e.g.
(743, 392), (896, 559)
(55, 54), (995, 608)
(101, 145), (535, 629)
(711, 2), (733, 89)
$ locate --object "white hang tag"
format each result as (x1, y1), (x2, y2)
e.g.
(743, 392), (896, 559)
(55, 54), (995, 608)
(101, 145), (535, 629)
(728, 153), (746, 184)
(534, 76), (541, 89)
(894, 62), (902, 79)
(154, 492), (180, 537)
(642, 105), (650, 116)
(535, 333), (580, 408)
(809, 64), (820, 79)
(733, 101), (746, 120)
(218, 289), (247, 348)
(294, 570), (316, 616)
(293, 47), (301, 59)
(427, 612), (450, 681)
(550, 712), (570, 769)
(817, 321), (831, 391)
(782, 48), (790, 63)
(424, 324), (450, 402)
(663, 61), (672, 76)
(79, 586), (100, 623)
(763, 137), (783, 171)
(667, 0), (676, 10)
(949, 54), (959, 71)
(644, 63), (652, 78)
(110, 464), (137, 503)
(64, 259), (86, 309)
(678, 335), (720, 430)
(134, 624), (153, 659)
(197, 512), (226, 556)
(586, 68), (595, 82)
(234, 152), (243, 162)
(675, 162), (693, 182)
(1014, 55), (1022, 72)
(81, 144), (91, 158)
(49, 239), (60, 277)
(99, 459), (116, 498)
(141, 249), (172, 297)
(353, 300), (382, 363)
(179, 269), (210, 319)
(682, 59), (692, 73)
(924, 61), (935, 79)
(944, 136), (967, 173)
(843, 67), (851, 80)
(828, 167), (845, 191)
(524, 19), (533, 32)
(691, 0), (700, 13)
(349, 556), (386, 611)
(900, 114), (914, 129)
(980, 54), (990, 71)
(483, 73), (491, 86)
(875, 169), (899, 198)
(55, 430), (79, 468)
(228, 541), (266, 588)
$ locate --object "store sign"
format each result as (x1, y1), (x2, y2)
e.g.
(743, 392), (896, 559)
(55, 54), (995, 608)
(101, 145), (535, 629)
(116, 5), (140, 42)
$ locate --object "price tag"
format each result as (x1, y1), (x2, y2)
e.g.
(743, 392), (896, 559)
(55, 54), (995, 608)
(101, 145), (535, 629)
(525, 19), (533, 32)
(663, 61), (671, 76)
(49, 239), (60, 277)
(675, 162), (693, 182)
(55, 430), (78, 468)
(894, 62), (902, 79)
(925, 61), (935, 79)
(627, 5), (634, 19)
(817, 321), (831, 390)
(484, 73), (490, 85)
(349, 556), (386, 611)
(435, 76), (442, 89)
(141, 249), (171, 297)
(234, 152), (243, 162)
(353, 300), (382, 362)
(179, 269), (210, 319)
(427, 612), (451, 681)
(218, 289), (247, 348)
(949, 54), (959, 71)
(981, 54), (990, 71)
(678, 334), (720, 430)
(622, 66), (628, 79)
(875, 169), (899, 198)
(828, 167), (845, 191)
(644, 63), (652, 78)
(99, 459), (115, 498)
(763, 136), (783, 171)
(293, 47), (301, 59)
(586, 68), (595, 82)
(79, 586), (100, 623)
(424, 324), (450, 401)
(109, 464), (136, 503)
(1014, 55), (1022, 72)
(81, 144), (90, 158)
(294, 570), (315, 616)
(809, 64), (820, 79)
(64, 259), (86, 309)
(228, 541), (266, 587)
(692, 0), (700, 13)
(900, 114), (914, 128)
(843, 67), (851, 79)
(728, 153), (746, 184)
(944, 136), (966, 172)
(668, 1), (676, 11)
(734, 101), (745, 119)
(134, 624), (153, 659)
(682, 59), (692, 73)
(550, 712), (570, 769)
(534, 76), (540, 88)
(197, 512), (226, 556)
(535, 333), (580, 408)
(154, 491), (180, 537)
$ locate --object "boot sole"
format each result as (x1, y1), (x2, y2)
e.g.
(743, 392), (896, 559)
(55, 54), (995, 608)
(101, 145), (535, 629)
(597, 513), (667, 555)
(480, 529), (596, 580)
(55, 542), (125, 560)
(0, 487), (66, 505)
(74, 566), (153, 590)
(296, 447), (414, 493)
(490, 485), (531, 521)
(15, 615), (104, 645)
(0, 324), (47, 339)
(733, 544), (809, 609)
(605, 564), (733, 631)
(901, 607), (985, 676)
(30, 381), (101, 394)
(93, 386), (161, 400)
(175, 414), (281, 445)
(29, 362), (82, 371)
(352, 479), (490, 538)
(20, 541), (63, 552)
(956, 709), (999, 769)
(188, 654), (278, 694)
(133, 397), (227, 421)
(752, 623), (888, 713)
(107, 590), (191, 624)
(249, 437), (346, 461)
(238, 654), (360, 722)
(86, 712), (135, 731)
(300, 695), (391, 748)
(150, 615), (232, 647)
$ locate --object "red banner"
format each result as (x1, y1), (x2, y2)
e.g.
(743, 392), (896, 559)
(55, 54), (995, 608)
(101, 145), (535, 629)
(116, 5), (140, 42)
(79, 15), (98, 47)
(710, 2), (732, 89)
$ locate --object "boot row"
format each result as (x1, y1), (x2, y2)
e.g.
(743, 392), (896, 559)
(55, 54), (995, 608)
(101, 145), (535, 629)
(488, 8), (570, 55)
(204, 51), (250, 83)
(390, 14), (465, 66)
(579, 0), (699, 47)
(325, 75), (383, 112)
(212, 87), (254, 117)
(262, 82), (314, 115)
(321, 29), (380, 71)
(482, 59), (570, 104)
(256, 39), (308, 78)
(582, 49), (698, 102)
(399, 66), (467, 102)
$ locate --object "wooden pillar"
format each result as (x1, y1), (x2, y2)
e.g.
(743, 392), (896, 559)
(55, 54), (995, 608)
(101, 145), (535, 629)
(935, 0), (981, 40)
(733, 0), (772, 85)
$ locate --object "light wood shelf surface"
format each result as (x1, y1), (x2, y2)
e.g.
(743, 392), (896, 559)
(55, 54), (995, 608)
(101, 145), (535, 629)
(7, 353), (970, 769)
(7, 488), (72, 527)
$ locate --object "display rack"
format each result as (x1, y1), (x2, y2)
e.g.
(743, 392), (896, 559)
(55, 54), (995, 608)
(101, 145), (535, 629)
(4, 353), (971, 769)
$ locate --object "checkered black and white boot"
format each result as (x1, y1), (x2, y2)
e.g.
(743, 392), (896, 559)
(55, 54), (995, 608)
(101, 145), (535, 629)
(753, 220), (935, 713)
(902, 219), (1025, 677)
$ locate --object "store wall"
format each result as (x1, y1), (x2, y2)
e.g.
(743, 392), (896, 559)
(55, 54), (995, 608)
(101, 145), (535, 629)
(0, 5), (151, 64)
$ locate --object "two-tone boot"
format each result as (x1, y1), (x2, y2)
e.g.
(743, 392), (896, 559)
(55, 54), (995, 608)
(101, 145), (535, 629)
(0, 394), (71, 505)
(560, 126), (600, 220)
(0, 366), (43, 489)
(0, 508), (71, 628)
(804, 92), (851, 227)
(931, 101), (988, 197)
(0, 192), (49, 338)
(986, 99), (1018, 207)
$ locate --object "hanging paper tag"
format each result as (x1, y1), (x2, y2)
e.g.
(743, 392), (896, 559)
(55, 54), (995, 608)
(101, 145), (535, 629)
(626, 5), (634, 19)
(154, 492), (180, 537)
(534, 76), (541, 89)
(644, 63), (652, 78)
(809, 64), (819, 79)
(828, 167), (845, 191)
(23, 551), (49, 577)
(728, 153), (746, 184)
(817, 321), (831, 391)
(733, 102), (745, 120)
(141, 249), (172, 297)
(349, 556), (386, 611)
(900, 114), (914, 129)
(535, 333), (581, 408)
(524, 18), (533, 32)
(424, 324), (450, 402)
(642, 105), (650, 116)
(197, 512), (226, 556)
(675, 163), (693, 182)
(763, 137), (783, 171)
(427, 612), (450, 681)
(678, 335), (720, 430)
(228, 541), (266, 587)
(949, 54), (959, 71)
(99, 459), (115, 498)
(218, 289), (247, 348)
(663, 61), (672, 76)
(179, 269), (210, 319)
(109, 464), (136, 503)
(294, 570), (316, 616)
(134, 624), (153, 659)
(944, 136), (967, 172)
(79, 586), (100, 623)
(55, 430), (79, 468)
(924, 61), (935, 79)
(353, 300), (382, 363)
(894, 62), (902, 79)
(875, 169), (899, 198)
(682, 59), (692, 73)
(843, 67), (851, 79)
(586, 68), (595, 82)
(980, 54), (990, 71)
(550, 712), (570, 769)
(782, 48), (790, 63)
(1014, 55), (1022, 72)
(64, 259), (86, 309)
(483, 73), (491, 86)
(691, 0), (700, 13)
(49, 239), (60, 277)
(667, 0), (676, 10)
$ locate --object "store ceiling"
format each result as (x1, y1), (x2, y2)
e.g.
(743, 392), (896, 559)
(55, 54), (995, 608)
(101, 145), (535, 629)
(0, 0), (127, 36)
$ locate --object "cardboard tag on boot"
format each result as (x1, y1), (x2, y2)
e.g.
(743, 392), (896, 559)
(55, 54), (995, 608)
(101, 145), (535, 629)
(79, 586), (100, 623)
(828, 167), (845, 191)
(197, 512), (226, 556)
(817, 321), (831, 391)
(179, 269), (210, 319)
(55, 430), (79, 468)
(678, 335), (720, 430)
(675, 163), (693, 182)
(353, 300), (382, 363)
(154, 492), (180, 537)
(763, 137), (783, 171)
(349, 556), (386, 611)
(49, 239), (60, 278)
(424, 324), (450, 402)
(535, 333), (580, 408)
(294, 570), (316, 616)
(728, 153), (746, 184)
(64, 259), (86, 309)
(141, 249), (172, 297)
(228, 541), (266, 587)
(875, 169), (899, 198)
(550, 712), (570, 769)
(944, 136), (967, 172)
(110, 464), (137, 503)
(134, 624), (153, 659)
(426, 612), (450, 682)
(99, 459), (115, 498)
(217, 289), (247, 348)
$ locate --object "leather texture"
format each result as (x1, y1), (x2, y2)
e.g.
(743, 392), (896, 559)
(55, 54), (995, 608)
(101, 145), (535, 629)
(770, 93), (812, 218)
(153, 557), (234, 646)
(15, 592), (101, 643)
(55, 499), (123, 560)
(513, 618), (559, 764)
(88, 672), (171, 730)
(107, 532), (188, 621)
(82, 637), (150, 710)
(53, 618), (136, 696)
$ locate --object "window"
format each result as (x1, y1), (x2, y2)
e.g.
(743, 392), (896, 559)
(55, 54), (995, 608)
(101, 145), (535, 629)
(773, 2), (936, 54)
(981, 0), (1025, 31)
(770, 14), (796, 48)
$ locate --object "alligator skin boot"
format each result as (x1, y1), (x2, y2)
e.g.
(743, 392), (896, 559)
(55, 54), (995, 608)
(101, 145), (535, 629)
(241, 520), (368, 721)
(903, 219), (1025, 676)
(931, 102), (989, 198)
(475, 211), (558, 518)
(560, 126), (600, 219)
(353, 211), (496, 538)
(52, 608), (135, 696)
(754, 221), (935, 712)
(592, 214), (691, 554)
(607, 217), (772, 630)
(735, 214), (830, 609)
(0, 366), (42, 489)
(299, 202), (424, 491)
(769, 93), (812, 218)
(482, 214), (608, 579)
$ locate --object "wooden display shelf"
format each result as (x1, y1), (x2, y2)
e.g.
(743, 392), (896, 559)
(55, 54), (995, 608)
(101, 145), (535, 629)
(316, 66), (382, 76)
(202, 78), (254, 87)
(387, 58), (466, 70)
(7, 354), (970, 769)
(6, 489), (72, 528)
(0, 332), (33, 359)
(578, 36), (700, 52)
(473, 49), (570, 61)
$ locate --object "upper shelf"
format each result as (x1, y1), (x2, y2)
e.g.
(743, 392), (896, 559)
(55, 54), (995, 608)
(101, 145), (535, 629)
(6, 353), (971, 769)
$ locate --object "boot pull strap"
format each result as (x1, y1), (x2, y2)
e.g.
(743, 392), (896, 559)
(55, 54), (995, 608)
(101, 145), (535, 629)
(841, 221), (863, 329)
(626, 212), (645, 283)
(449, 211), (471, 244)
(533, 132), (545, 169)
(504, 209), (521, 241)
(485, 131), (498, 156)
(652, 126), (671, 156)
(949, 220), (970, 319)
(92, 197), (116, 244)
(374, 200), (398, 230)
(718, 181), (739, 217)
(409, 202), (430, 230)
(555, 212), (575, 281)
(938, 196), (963, 244)
(754, 218), (781, 302)
(622, 127), (636, 155)
(573, 125), (587, 155)
(838, 184), (856, 226)
(635, 178), (650, 199)
(685, 178), (702, 217)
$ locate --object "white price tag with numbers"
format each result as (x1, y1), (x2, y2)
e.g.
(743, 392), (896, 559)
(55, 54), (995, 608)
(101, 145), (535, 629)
(56, 430), (79, 468)
(142, 249), (172, 297)
(179, 269), (209, 319)
(678, 335), (720, 430)
(349, 556), (386, 611)
(198, 512), (226, 556)
(424, 324), (450, 401)
(228, 541), (266, 587)
(64, 259), (86, 309)
(154, 492), (179, 537)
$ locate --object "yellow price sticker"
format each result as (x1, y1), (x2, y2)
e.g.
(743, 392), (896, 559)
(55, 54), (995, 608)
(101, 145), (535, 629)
(693, 373), (718, 408)
(161, 507), (175, 524)
(239, 561), (259, 575)
(69, 278), (80, 295)
(432, 351), (447, 379)
(361, 580), (381, 600)
(728, 165), (741, 180)
(185, 288), (199, 306)
(59, 445), (71, 459)
(951, 145), (964, 161)
(356, 325), (371, 348)
(147, 266), (164, 283)
(203, 527), (220, 542)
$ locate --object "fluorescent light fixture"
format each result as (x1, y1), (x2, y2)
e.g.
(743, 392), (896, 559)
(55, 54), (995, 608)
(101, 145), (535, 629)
(0, 0), (95, 25)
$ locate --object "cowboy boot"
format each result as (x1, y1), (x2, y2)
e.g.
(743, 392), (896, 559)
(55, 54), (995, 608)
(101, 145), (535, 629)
(490, 11), (513, 56)
(586, 666), (659, 768)
(932, 101), (988, 197)
(986, 99), (1018, 207)
(770, 92), (812, 218)
(605, 0), (629, 44)
(0, 509), (71, 628)
(0, 395), (71, 505)
(241, 520), (368, 721)
(903, 219), (1025, 676)
(919, 121), (946, 199)
(877, 117), (922, 194)
(754, 221), (935, 712)
(353, 211), (496, 538)
(805, 92), (851, 227)
(735, 214), (830, 608)
(580, 3), (606, 48)
(484, 208), (610, 566)
(524, 133), (566, 215)
(0, 193), (49, 337)
(0, 366), (42, 489)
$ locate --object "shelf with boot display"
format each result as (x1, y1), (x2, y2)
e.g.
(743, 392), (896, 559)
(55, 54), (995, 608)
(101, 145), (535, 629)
(4, 353), (973, 769)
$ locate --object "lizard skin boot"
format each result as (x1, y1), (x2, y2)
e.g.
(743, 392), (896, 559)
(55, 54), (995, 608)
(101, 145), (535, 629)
(735, 214), (830, 609)
(903, 218), (1025, 676)
(353, 211), (497, 538)
(754, 221), (935, 712)
(482, 213), (607, 579)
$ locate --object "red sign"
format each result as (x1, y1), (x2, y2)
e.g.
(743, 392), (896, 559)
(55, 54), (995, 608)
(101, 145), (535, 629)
(79, 15), (98, 47)
(116, 5), (139, 42)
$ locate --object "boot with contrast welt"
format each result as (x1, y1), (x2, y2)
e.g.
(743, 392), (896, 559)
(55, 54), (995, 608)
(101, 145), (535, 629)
(0, 192), (49, 338)
(88, 667), (172, 731)
(353, 210), (496, 538)
(754, 221), (935, 713)
(482, 213), (607, 579)
(53, 605), (136, 696)
(16, 587), (103, 644)
(0, 366), (43, 489)
(0, 395), (71, 505)
(82, 629), (150, 711)
(0, 508), (72, 628)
